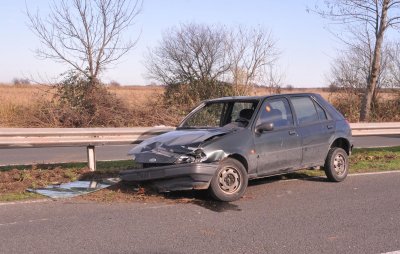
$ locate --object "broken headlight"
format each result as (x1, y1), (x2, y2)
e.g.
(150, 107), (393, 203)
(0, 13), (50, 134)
(176, 155), (196, 164)
(193, 149), (207, 162)
(176, 149), (208, 164)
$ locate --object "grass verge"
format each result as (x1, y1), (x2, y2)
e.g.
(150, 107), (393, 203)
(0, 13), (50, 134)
(0, 147), (399, 203)
(0, 192), (43, 202)
(0, 160), (136, 172)
(293, 146), (400, 178)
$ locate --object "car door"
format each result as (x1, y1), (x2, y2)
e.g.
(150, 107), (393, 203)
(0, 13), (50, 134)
(254, 97), (302, 176)
(289, 96), (334, 167)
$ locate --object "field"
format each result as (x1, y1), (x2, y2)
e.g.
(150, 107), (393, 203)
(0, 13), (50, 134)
(0, 84), (164, 110)
(0, 84), (166, 127)
(0, 83), (398, 127)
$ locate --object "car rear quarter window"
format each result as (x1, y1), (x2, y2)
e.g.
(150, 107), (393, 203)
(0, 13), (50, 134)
(314, 101), (328, 120)
(291, 96), (319, 125)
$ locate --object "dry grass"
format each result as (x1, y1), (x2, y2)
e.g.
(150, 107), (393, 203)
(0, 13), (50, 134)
(0, 85), (54, 127)
(108, 85), (164, 108)
(0, 83), (398, 127)
(0, 84), (176, 127)
(0, 84), (329, 108)
(0, 84), (53, 106)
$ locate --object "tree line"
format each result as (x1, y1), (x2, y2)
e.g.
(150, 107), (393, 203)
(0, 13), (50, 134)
(25, 0), (400, 126)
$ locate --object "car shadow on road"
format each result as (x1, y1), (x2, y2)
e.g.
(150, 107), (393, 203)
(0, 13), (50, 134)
(84, 170), (326, 212)
(248, 172), (328, 187)
(95, 180), (242, 213)
(162, 172), (327, 212)
(164, 190), (242, 213)
(107, 171), (327, 212)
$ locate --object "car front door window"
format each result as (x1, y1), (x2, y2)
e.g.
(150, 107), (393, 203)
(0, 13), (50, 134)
(256, 98), (294, 129)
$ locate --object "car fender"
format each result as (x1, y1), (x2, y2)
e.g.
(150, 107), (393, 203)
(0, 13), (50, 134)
(200, 128), (257, 174)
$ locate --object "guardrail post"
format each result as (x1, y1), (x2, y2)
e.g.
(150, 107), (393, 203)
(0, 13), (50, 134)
(87, 145), (96, 171)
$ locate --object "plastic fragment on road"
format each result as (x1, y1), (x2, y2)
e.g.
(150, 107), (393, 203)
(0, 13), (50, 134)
(27, 178), (120, 198)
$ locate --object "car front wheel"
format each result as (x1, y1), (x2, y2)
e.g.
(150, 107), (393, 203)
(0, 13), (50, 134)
(324, 147), (349, 182)
(209, 158), (248, 202)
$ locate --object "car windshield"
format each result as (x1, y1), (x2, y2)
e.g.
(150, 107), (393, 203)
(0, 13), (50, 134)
(180, 100), (259, 129)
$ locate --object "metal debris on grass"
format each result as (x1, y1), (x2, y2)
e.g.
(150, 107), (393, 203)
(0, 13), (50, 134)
(27, 178), (120, 198)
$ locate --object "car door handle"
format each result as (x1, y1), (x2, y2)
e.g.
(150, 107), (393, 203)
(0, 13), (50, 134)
(327, 125), (334, 129)
(289, 130), (297, 135)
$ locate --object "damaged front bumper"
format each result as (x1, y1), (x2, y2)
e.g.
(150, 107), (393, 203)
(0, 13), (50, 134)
(119, 163), (218, 192)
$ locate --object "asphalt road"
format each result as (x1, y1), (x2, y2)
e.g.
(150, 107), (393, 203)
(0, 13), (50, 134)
(0, 135), (399, 166)
(1, 171), (400, 254)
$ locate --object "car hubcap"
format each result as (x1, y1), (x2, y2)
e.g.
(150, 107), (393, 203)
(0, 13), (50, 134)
(218, 167), (240, 194)
(333, 154), (346, 176)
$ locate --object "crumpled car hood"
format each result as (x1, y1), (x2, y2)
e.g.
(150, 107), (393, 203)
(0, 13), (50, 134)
(128, 128), (231, 164)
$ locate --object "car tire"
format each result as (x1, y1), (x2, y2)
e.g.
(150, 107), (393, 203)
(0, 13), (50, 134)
(209, 158), (248, 202)
(324, 147), (349, 182)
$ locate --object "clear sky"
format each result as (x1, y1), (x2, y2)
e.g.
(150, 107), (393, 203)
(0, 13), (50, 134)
(0, 0), (342, 87)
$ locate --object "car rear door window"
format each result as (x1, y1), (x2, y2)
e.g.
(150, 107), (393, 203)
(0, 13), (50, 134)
(291, 97), (319, 125)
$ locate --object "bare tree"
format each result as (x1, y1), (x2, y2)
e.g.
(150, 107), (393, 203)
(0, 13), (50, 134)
(27, 0), (142, 84)
(329, 26), (391, 95)
(387, 42), (400, 88)
(228, 26), (279, 94)
(145, 23), (280, 101)
(146, 23), (231, 86)
(315, 0), (400, 121)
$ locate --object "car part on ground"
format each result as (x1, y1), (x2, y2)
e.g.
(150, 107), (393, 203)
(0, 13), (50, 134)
(27, 178), (119, 198)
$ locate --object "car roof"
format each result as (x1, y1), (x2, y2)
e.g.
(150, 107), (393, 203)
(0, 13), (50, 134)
(204, 93), (321, 102)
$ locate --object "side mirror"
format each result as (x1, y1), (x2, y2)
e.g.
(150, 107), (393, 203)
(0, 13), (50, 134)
(256, 122), (274, 133)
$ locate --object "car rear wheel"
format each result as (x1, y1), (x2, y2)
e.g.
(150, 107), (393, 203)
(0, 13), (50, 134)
(209, 158), (248, 202)
(324, 147), (349, 182)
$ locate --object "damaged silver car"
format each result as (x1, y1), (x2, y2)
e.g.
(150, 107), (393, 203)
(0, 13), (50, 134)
(120, 93), (353, 201)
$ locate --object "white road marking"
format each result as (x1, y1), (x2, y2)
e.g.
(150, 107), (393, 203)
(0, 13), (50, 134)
(275, 170), (400, 183)
(381, 251), (400, 254)
(0, 199), (50, 206)
(0, 218), (49, 227)
(349, 170), (400, 177)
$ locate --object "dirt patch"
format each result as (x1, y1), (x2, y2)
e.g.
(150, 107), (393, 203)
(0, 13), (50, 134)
(77, 182), (167, 203)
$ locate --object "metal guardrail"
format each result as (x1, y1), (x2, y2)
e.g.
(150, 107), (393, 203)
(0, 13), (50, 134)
(0, 127), (176, 147)
(350, 122), (400, 136)
(0, 127), (175, 171)
(0, 123), (399, 170)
